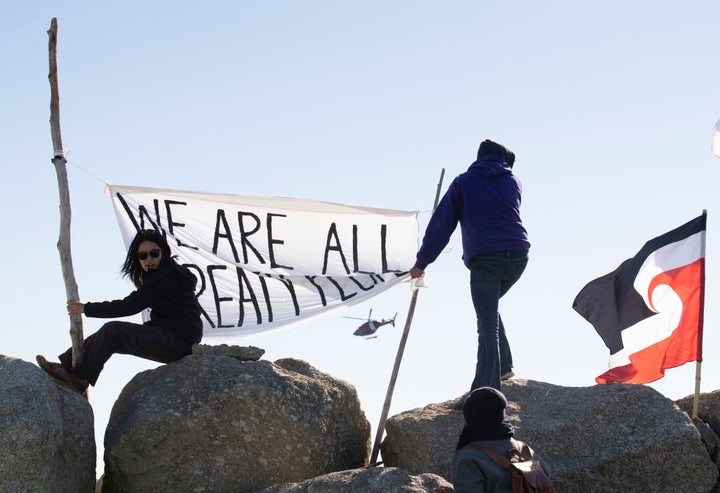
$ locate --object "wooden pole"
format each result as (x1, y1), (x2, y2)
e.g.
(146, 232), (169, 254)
(48, 17), (84, 366)
(692, 362), (702, 420)
(369, 168), (445, 466)
(691, 209), (707, 420)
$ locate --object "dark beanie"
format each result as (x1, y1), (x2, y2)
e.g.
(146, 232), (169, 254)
(477, 139), (516, 168)
(463, 387), (507, 428)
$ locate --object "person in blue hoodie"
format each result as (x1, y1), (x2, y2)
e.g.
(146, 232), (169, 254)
(37, 229), (203, 395)
(410, 140), (530, 391)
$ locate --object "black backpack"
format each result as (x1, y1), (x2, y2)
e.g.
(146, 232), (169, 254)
(464, 440), (556, 493)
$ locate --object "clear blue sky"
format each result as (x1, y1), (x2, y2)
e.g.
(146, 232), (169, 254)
(3, 2), (719, 472)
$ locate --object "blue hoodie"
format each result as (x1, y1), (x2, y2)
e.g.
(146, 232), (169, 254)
(414, 154), (530, 270)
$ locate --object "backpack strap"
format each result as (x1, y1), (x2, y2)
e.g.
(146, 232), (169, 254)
(465, 441), (555, 492)
(463, 443), (512, 469)
(464, 440), (534, 466)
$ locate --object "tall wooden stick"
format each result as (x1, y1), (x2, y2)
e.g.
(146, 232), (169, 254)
(692, 362), (702, 420)
(48, 18), (84, 366)
(369, 168), (445, 465)
(691, 209), (708, 420)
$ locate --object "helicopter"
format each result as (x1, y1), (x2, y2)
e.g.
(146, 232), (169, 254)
(344, 309), (398, 338)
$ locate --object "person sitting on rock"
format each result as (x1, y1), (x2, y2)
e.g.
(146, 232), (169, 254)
(37, 228), (203, 395)
(452, 387), (550, 493)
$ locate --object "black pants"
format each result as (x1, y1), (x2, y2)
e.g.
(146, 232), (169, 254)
(59, 321), (194, 386)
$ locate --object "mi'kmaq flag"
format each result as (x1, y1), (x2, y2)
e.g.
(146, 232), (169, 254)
(572, 213), (707, 384)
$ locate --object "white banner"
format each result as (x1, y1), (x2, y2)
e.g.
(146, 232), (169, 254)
(107, 185), (418, 337)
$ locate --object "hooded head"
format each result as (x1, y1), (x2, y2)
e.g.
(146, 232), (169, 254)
(477, 139), (515, 168)
(463, 387), (507, 429)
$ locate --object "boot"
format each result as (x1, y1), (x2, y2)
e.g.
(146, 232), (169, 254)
(36, 354), (89, 397)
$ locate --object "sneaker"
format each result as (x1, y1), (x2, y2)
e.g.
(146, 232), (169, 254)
(36, 354), (89, 396)
(501, 369), (515, 381)
(36, 354), (65, 376)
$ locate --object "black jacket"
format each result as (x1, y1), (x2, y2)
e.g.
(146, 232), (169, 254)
(84, 259), (203, 344)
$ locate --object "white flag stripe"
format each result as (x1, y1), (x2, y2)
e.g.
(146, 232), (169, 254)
(608, 231), (703, 369)
(633, 231), (704, 311)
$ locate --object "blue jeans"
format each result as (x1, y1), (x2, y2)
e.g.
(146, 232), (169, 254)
(469, 250), (528, 391)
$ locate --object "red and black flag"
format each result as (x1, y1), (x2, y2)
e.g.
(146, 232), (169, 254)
(573, 213), (706, 384)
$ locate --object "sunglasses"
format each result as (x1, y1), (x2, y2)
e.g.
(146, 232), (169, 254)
(137, 248), (161, 261)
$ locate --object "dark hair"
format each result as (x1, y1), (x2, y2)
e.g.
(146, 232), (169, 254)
(477, 139), (516, 168)
(121, 229), (172, 287)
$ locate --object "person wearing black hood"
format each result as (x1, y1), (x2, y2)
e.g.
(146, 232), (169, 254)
(37, 229), (203, 395)
(453, 387), (548, 493)
(410, 139), (530, 391)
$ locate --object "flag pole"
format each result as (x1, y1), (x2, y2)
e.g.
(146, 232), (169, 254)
(693, 362), (702, 421)
(368, 168), (445, 466)
(48, 18), (84, 367)
(692, 209), (708, 420)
